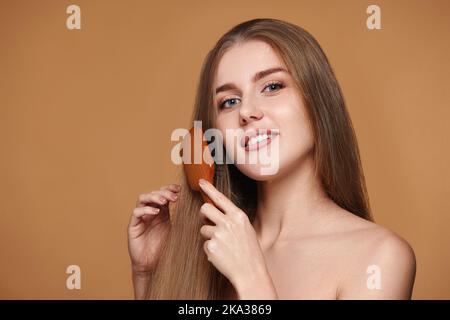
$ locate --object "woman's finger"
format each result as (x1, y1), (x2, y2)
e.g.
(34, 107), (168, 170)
(161, 184), (181, 193)
(130, 206), (160, 227)
(198, 179), (238, 216)
(155, 189), (179, 202)
(199, 224), (215, 239)
(199, 203), (226, 226)
(136, 192), (168, 207)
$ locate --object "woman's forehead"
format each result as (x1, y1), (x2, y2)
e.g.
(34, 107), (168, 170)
(214, 40), (285, 86)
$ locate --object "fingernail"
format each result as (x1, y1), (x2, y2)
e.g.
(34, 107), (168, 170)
(198, 179), (206, 186)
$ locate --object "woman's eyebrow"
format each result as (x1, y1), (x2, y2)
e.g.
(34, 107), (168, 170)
(215, 67), (288, 95)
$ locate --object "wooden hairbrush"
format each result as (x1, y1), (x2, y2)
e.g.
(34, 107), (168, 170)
(181, 126), (215, 204)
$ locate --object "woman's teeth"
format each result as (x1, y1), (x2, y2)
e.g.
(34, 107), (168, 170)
(247, 134), (270, 147)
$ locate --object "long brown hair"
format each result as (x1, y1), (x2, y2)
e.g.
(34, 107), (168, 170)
(146, 18), (372, 299)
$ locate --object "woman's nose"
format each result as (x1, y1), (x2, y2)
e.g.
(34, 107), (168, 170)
(239, 101), (264, 125)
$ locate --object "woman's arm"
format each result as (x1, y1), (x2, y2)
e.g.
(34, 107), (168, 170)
(233, 266), (279, 300)
(132, 269), (152, 300)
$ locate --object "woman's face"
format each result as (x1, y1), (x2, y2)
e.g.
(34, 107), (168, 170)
(213, 40), (314, 181)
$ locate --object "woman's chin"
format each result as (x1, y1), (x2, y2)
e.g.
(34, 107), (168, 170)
(234, 163), (281, 181)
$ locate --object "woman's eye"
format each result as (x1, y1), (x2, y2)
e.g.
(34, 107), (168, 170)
(219, 97), (240, 109)
(263, 81), (285, 92)
(218, 82), (284, 110)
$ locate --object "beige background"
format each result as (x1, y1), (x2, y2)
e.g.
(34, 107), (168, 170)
(0, 0), (449, 299)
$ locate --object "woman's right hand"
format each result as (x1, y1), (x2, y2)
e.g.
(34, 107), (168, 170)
(127, 183), (181, 275)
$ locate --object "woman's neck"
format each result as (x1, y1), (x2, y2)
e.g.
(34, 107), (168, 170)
(252, 153), (332, 249)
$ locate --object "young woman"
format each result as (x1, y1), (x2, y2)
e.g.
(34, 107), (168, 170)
(127, 18), (416, 300)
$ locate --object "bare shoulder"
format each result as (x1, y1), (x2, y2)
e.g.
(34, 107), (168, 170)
(328, 208), (416, 299)
(333, 209), (416, 267)
(331, 209), (415, 258)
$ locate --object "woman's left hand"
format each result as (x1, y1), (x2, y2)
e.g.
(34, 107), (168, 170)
(198, 178), (278, 299)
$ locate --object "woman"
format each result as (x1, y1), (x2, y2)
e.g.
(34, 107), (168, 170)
(127, 18), (416, 299)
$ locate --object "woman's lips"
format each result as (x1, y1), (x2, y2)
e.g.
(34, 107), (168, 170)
(241, 128), (279, 149)
(244, 133), (279, 151)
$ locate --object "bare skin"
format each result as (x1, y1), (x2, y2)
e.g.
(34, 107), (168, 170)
(213, 40), (415, 299)
(128, 39), (416, 299)
(128, 184), (180, 299)
(221, 153), (416, 299)
(225, 204), (416, 299)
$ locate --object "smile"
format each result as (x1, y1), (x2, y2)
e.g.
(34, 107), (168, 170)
(244, 131), (279, 151)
